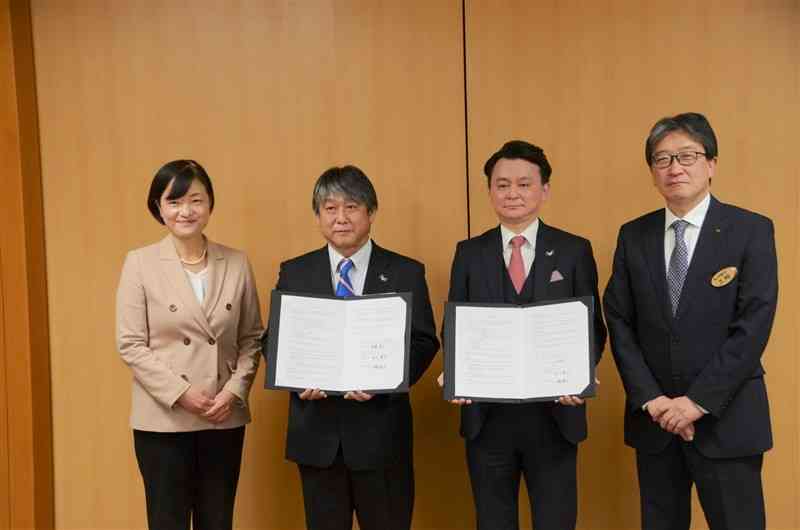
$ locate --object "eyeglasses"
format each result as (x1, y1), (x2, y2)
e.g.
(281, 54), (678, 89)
(651, 151), (707, 169)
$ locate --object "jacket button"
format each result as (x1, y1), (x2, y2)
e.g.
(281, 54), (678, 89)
(208, 338), (216, 345)
(226, 303), (232, 310)
(183, 338), (191, 346)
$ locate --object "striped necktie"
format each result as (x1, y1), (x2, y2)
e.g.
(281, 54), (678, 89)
(335, 258), (356, 297)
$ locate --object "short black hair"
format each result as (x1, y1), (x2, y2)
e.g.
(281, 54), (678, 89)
(147, 160), (215, 224)
(312, 165), (378, 214)
(645, 112), (718, 165)
(483, 140), (552, 187)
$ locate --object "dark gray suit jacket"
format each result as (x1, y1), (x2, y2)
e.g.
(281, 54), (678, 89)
(265, 242), (439, 470)
(603, 196), (777, 457)
(445, 222), (607, 444)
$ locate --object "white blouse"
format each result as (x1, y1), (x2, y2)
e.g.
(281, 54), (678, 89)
(184, 267), (209, 303)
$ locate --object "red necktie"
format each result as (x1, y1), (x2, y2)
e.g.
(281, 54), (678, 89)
(508, 235), (527, 294)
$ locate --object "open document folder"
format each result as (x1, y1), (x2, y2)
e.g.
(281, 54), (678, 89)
(264, 291), (412, 394)
(443, 297), (596, 403)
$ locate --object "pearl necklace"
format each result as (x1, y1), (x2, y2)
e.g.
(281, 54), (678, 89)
(180, 247), (207, 265)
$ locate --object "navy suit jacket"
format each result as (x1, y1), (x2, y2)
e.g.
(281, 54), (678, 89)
(265, 242), (439, 470)
(445, 222), (607, 444)
(603, 196), (777, 457)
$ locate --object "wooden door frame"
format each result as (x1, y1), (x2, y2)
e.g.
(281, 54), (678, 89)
(0, 0), (54, 528)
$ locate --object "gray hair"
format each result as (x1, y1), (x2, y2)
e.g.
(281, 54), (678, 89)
(311, 165), (378, 214)
(645, 112), (718, 165)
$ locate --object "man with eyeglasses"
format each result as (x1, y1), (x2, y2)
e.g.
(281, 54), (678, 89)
(604, 112), (778, 530)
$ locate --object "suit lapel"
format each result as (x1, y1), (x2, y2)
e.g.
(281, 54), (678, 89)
(533, 221), (555, 300)
(157, 236), (214, 337)
(308, 246), (336, 295)
(642, 210), (674, 325)
(481, 227), (505, 301)
(675, 196), (727, 319)
(202, 240), (227, 318)
(363, 243), (393, 294)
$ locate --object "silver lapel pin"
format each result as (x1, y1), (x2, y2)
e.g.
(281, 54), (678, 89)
(379, 274), (388, 282)
(545, 249), (555, 257)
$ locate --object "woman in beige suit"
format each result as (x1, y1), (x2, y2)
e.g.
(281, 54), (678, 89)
(116, 160), (262, 530)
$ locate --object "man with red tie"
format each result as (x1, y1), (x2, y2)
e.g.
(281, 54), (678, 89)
(444, 141), (607, 530)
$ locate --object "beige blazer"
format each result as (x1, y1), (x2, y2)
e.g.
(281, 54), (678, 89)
(116, 236), (263, 432)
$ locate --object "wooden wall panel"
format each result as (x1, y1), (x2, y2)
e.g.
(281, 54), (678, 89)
(0, 1), (54, 528)
(466, 1), (799, 529)
(29, 1), (799, 529)
(31, 1), (466, 529)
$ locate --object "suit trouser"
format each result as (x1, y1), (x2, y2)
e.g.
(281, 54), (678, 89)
(466, 403), (578, 530)
(297, 446), (414, 530)
(636, 438), (765, 530)
(133, 427), (245, 530)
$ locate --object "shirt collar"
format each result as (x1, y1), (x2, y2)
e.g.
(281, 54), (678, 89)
(500, 218), (539, 250)
(328, 239), (373, 273)
(664, 193), (711, 232)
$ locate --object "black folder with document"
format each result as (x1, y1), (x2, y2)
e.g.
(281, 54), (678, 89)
(264, 290), (413, 395)
(443, 296), (596, 403)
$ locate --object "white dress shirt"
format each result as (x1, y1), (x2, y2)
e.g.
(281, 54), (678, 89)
(327, 239), (372, 296)
(664, 193), (711, 273)
(500, 218), (539, 277)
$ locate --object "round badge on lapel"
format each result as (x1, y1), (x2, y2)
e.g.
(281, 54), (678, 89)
(711, 267), (737, 287)
(169, 304), (178, 312)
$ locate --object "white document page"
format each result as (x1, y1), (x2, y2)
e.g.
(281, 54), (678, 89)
(521, 301), (590, 399)
(274, 295), (345, 390)
(342, 297), (406, 390)
(274, 295), (407, 391)
(454, 306), (522, 399)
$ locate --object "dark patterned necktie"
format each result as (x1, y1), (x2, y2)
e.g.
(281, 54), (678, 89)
(667, 220), (689, 315)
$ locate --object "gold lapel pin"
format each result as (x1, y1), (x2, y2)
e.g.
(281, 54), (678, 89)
(711, 267), (737, 287)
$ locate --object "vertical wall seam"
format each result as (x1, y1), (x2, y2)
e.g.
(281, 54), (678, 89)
(461, 0), (471, 238)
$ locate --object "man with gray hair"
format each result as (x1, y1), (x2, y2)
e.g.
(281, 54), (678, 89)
(265, 165), (439, 530)
(604, 112), (778, 529)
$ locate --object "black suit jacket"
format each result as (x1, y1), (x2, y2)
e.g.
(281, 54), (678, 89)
(446, 223), (607, 444)
(266, 242), (439, 470)
(603, 196), (777, 457)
